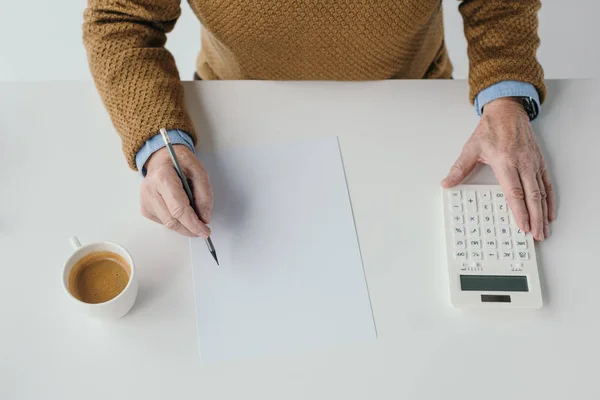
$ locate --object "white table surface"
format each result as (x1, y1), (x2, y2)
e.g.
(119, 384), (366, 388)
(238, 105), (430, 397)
(0, 80), (598, 400)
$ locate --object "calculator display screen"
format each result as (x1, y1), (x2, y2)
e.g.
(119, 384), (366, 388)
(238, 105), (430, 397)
(460, 275), (529, 292)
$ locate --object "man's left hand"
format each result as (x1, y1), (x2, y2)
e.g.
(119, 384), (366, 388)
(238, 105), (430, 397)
(441, 97), (556, 241)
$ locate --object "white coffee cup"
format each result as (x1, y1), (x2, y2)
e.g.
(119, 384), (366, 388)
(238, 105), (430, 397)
(62, 236), (138, 319)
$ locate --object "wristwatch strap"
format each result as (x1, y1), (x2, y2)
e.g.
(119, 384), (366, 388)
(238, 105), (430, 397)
(520, 97), (539, 121)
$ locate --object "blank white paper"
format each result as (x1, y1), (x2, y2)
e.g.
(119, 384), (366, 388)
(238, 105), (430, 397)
(189, 136), (376, 362)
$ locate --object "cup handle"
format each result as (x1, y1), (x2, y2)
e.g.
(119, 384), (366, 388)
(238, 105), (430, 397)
(68, 236), (82, 250)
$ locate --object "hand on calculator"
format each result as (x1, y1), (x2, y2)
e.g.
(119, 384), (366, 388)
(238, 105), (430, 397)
(441, 97), (556, 241)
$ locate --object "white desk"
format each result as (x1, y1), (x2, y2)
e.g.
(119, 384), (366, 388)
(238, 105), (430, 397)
(0, 80), (598, 399)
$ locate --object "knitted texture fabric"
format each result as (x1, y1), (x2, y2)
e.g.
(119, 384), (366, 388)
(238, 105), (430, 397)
(83, 0), (545, 170)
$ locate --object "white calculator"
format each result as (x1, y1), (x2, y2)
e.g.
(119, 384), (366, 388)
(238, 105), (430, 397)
(442, 185), (542, 308)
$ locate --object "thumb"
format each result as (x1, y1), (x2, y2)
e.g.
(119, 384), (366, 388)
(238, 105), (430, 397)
(441, 144), (479, 187)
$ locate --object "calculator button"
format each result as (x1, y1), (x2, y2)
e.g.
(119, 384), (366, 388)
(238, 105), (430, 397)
(467, 226), (480, 237)
(450, 190), (462, 201)
(467, 215), (479, 224)
(455, 251), (467, 260)
(497, 213), (509, 224)
(515, 228), (526, 237)
(465, 191), (477, 212)
(485, 239), (497, 249)
(469, 239), (482, 249)
(493, 191), (506, 201)
(481, 191), (491, 201)
(454, 239), (466, 249)
(501, 251), (514, 260)
(486, 251), (498, 260)
(451, 195), (462, 208)
(499, 227), (510, 237)
(515, 240), (527, 249)
(483, 226), (495, 237)
(482, 203), (493, 213)
(517, 251), (530, 261)
(482, 214), (494, 224)
(500, 239), (512, 249)
(470, 251), (482, 260)
(496, 204), (508, 213)
(460, 262), (469, 271)
(451, 204), (463, 213)
(453, 226), (465, 237)
(452, 215), (464, 224)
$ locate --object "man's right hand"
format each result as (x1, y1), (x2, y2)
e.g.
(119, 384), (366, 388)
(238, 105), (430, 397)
(140, 145), (213, 238)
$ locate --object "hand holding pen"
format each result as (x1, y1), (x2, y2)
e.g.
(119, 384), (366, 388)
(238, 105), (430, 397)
(139, 129), (217, 262)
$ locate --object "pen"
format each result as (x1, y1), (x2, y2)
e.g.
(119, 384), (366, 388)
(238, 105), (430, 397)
(159, 128), (219, 266)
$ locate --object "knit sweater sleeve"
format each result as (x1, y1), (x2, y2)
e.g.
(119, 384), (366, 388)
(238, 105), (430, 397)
(459, 0), (546, 105)
(83, 0), (196, 170)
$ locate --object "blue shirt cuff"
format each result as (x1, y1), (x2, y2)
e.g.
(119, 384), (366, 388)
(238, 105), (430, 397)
(135, 129), (195, 175)
(475, 80), (541, 119)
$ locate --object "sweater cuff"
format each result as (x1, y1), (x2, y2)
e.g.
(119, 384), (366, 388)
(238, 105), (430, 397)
(475, 80), (541, 119)
(135, 129), (195, 176)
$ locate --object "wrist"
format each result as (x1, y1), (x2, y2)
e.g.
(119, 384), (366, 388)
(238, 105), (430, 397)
(136, 129), (195, 175)
(475, 81), (540, 120)
(146, 144), (192, 173)
(483, 97), (529, 118)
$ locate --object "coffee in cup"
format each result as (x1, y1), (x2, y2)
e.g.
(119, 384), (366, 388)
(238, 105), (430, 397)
(68, 251), (131, 304)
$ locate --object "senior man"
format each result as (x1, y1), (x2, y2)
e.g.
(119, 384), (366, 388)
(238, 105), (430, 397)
(83, 0), (555, 240)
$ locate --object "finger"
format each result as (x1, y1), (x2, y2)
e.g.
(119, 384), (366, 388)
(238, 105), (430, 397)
(441, 143), (480, 187)
(537, 173), (550, 239)
(152, 193), (197, 237)
(520, 169), (545, 241)
(491, 162), (530, 233)
(157, 176), (211, 238)
(541, 169), (557, 222)
(188, 171), (213, 224)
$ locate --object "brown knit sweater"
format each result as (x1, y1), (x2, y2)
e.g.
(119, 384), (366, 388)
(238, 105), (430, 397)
(83, 0), (546, 170)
